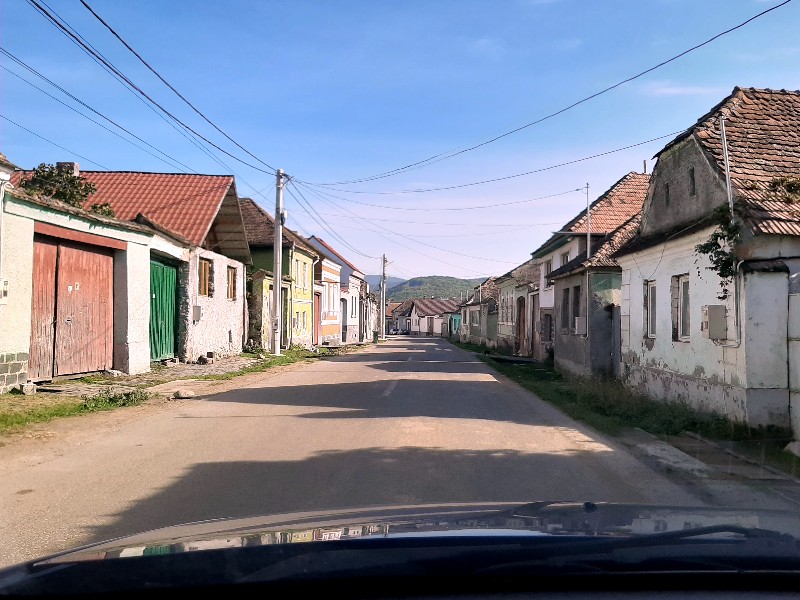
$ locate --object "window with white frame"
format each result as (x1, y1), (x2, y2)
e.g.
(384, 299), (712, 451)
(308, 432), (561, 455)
(560, 251), (570, 267)
(674, 275), (690, 341)
(471, 308), (480, 326)
(645, 280), (657, 338)
(543, 259), (553, 288)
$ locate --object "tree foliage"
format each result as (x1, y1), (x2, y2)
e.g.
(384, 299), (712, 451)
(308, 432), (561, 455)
(19, 163), (112, 216)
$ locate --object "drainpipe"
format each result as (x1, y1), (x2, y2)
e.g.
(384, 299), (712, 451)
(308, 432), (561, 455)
(716, 116), (741, 348)
(312, 254), (320, 347)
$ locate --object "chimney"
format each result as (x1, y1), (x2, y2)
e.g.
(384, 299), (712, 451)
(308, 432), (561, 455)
(56, 162), (80, 176)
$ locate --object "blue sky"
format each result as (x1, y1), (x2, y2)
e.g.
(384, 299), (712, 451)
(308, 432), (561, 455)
(2, 0), (799, 281)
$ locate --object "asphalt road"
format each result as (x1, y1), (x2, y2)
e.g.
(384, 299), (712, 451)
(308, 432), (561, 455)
(0, 337), (706, 568)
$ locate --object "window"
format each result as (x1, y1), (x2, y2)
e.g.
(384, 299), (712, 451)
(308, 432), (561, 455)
(352, 297), (357, 318)
(295, 259), (300, 284)
(303, 263), (308, 289)
(471, 309), (480, 326)
(672, 275), (690, 342)
(664, 182), (670, 206)
(689, 167), (696, 196)
(227, 266), (236, 300)
(560, 252), (569, 267)
(199, 258), (213, 297)
(645, 280), (657, 338)
(302, 311), (308, 331)
(543, 259), (552, 287)
(541, 313), (553, 342)
(560, 288), (570, 330)
(571, 285), (581, 332)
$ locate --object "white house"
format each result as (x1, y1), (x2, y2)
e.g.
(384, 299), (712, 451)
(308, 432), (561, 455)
(528, 172), (648, 361)
(408, 298), (461, 336)
(614, 87), (800, 433)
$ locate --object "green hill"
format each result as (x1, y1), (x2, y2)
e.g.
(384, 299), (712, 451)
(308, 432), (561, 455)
(386, 276), (484, 302)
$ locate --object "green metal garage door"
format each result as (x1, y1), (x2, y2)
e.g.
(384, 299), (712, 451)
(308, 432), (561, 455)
(149, 260), (177, 361)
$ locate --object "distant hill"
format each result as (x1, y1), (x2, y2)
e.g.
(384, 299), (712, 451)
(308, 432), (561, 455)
(364, 275), (406, 290)
(386, 276), (484, 302)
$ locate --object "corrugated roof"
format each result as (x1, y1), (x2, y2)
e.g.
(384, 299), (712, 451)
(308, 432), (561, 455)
(659, 87), (800, 236)
(412, 298), (461, 316)
(239, 197), (319, 257)
(531, 172), (649, 258)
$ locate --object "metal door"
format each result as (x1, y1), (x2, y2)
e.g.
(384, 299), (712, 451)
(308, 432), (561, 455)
(149, 260), (177, 360)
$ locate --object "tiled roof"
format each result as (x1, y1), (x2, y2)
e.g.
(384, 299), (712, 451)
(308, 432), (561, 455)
(464, 276), (500, 305)
(659, 87), (800, 236)
(412, 298), (461, 316)
(549, 213), (642, 279)
(308, 236), (362, 275)
(386, 301), (404, 315)
(0, 151), (18, 172)
(532, 172), (649, 258)
(392, 298), (414, 316)
(10, 170), (235, 246)
(239, 197), (318, 256)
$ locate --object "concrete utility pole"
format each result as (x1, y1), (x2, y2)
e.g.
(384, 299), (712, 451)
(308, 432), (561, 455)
(272, 169), (285, 356)
(585, 183), (591, 259)
(380, 254), (387, 340)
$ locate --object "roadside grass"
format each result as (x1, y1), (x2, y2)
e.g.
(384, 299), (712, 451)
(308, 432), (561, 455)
(450, 340), (780, 443)
(0, 388), (151, 434)
(0, 343), (367, 434)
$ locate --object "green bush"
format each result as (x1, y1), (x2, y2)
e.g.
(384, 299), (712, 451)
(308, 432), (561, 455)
(80, 388), (151, 412)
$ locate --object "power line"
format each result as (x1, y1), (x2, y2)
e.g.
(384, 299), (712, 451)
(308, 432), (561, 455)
(308, 212), (565, 227)
(2, 115), (111, 169)
(294, 181), (514, 272)
(302, 0), (792, 186)
(26, 0), (277, 176)
(303, 132), (680, 195)
(79, 0), (277, 174)
(0, 57), (194, 173)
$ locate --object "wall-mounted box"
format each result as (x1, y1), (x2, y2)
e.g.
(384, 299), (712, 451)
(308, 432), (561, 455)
(701, 305), (727, 340)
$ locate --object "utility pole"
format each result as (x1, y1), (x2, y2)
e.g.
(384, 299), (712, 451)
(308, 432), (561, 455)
(380, 254), (387, 340)
(272, 169), (285, 356)
(585, 183), (591, 259)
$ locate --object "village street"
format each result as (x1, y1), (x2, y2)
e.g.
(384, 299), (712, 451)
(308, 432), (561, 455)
(3, 338), (799, 569)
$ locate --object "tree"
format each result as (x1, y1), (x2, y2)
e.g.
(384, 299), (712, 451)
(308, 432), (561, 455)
(19, 163), (113, 217)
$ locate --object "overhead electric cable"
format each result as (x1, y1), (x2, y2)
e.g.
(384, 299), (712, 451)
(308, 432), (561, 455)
(301, 0), (792, 186)
(2, 115), (110, 169)
(304, 132), (681, 195)
(26, 0), (277, 176)
(79, 0), (278, 173)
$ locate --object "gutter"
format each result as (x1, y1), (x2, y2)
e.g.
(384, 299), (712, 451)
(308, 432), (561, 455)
(0, 174), (9, 279)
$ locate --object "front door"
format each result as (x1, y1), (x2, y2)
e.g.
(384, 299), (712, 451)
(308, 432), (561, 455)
(515, 296), (526, 354)
(427, 316), (434, 335)
(341, 298), (348, 342)
(149, 260), (177, 361)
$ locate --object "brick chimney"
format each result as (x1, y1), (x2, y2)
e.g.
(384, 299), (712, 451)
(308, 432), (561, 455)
(56, 162), (80, 176)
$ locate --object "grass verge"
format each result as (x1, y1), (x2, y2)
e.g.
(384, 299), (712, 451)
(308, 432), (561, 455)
(450, 340), (784, 442)
(0, 388), (151, 434)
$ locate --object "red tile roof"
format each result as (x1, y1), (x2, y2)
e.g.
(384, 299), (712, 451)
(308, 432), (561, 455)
(239, 197), (318, 256)
(532, 172), (649, 257)
(308, 236), (362, 275)
(412, 297), (462, 316)
(11, 169), (235, 246)
(659, 87), (800, 236)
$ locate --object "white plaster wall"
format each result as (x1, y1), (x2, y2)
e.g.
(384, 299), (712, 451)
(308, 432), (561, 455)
(186, 249), (246, 360)
(537, 238), (581, 310)
(617, 227), (748, 421)
(0, 212), (34, 355)
(113, 243), (151, 374)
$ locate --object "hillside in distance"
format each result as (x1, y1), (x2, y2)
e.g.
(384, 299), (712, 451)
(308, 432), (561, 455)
(386, 276), (484, 302)
(364, 275), (406, 290)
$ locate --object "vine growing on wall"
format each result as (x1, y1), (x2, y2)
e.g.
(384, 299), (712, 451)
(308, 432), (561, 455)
(694, 202), (743, 300)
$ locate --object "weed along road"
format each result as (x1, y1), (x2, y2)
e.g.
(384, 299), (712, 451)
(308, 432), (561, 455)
(1, 338), (794, 568)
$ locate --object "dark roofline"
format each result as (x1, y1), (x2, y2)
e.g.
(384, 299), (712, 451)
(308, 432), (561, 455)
(80, 170), (235, 178)
(309, 236), (362, 274)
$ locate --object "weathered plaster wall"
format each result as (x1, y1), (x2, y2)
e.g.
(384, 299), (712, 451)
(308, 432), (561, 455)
(618, 228), (747, 421)
(0, 211), (33, 391)
(639, 137), (728, 238)
(113, 243), (151, 375)
(186, 248), (245, 360)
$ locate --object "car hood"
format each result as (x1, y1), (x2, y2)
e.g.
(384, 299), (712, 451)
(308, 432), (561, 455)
(32, 501), (800, 564)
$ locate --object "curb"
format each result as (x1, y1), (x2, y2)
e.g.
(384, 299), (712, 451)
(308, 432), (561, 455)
(683, 431), (800, 485)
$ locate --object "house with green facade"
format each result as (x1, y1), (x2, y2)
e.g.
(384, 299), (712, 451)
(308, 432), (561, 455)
(239, 198), (319, 349)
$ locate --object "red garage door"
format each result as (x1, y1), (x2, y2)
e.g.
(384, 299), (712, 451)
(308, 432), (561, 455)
(28, 237), (114, 381)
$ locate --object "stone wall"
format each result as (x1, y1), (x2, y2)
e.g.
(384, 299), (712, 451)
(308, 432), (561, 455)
(0, 352), (28, 393)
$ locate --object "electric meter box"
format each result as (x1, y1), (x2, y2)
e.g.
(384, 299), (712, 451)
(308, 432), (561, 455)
(701, 305), (727, 340)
